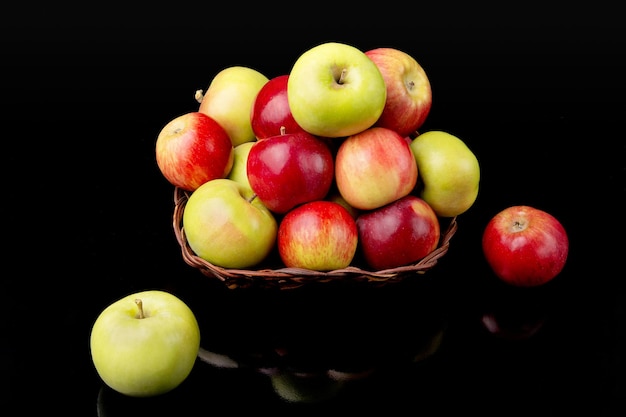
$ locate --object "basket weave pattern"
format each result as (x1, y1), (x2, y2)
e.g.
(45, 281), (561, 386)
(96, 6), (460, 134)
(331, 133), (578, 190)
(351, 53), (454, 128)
(173, 187), (458, 290)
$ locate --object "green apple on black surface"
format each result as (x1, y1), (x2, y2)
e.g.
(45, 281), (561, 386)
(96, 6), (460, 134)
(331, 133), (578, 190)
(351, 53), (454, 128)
(89, 290), (201, 397)
(287, 42), (387, 138)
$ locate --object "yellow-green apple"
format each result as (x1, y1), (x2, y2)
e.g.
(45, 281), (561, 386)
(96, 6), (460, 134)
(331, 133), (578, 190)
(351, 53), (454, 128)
(409, 130), (480, 217)
(277, 200), (358, 271)
(287, 42), (387, 138)
(250, 74), (305, 139)
(197, 66), (269, 146)
(335, 126), (417, 210)
(227, 141), (255, 198)
(155, 111), (234, 191)
(356, 195), (440, 270)
(246, 131), (334, 214)
(89, 290), (200, 397)
(182, 178), (277, 268)
(271, 372), (344, 404)
(365, 47), (432, 137)
(326, 192), (360, 219)
(482, 205), (569, 287)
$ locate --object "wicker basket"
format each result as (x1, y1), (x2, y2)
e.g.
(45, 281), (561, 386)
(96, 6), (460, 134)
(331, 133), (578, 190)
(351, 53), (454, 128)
(173, 186), (458, 290)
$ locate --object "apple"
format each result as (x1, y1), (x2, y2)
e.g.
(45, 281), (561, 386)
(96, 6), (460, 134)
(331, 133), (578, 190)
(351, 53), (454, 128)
(365, 47), (432, 137)
(89, 290), (201, 397)
(335, 126), (417, 210)
(227, 141), (255, 198)
(481, 310), (546, 341)
(246, 130), (334, 214)
(356, 195), (440, 270)
(250, 74), (305, 139)
(326, 192), (360, 219)
(155, 111), (234, 191)
(182, 178), (277, 268)
(271, 372), (344, 404)
(197, 65), (269, 146)
(482, 205), (569, 287)
(409, 130), (480, 217)
(287, 42), (387, 138)
(277, 200), (358, 271)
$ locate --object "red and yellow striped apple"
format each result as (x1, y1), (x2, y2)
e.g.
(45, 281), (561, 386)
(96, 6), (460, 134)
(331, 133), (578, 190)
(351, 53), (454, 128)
(335, 126), (418, 210)
(278, 200), (358, 271)
(155, 111), (234, 192)
(365, 47), (432, 137)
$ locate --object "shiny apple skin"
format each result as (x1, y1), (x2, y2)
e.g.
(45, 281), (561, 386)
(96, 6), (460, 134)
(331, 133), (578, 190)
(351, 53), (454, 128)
(482, 205), (569, 287)
(278, 200), (358, 271)
(247, 132), (334, 214)
(365, 47), (432, 137)
(250, 74), (305, 140)
(356, 195), (440, 270)
(155, 111), (234, 192)
(335, 126), (418, 211)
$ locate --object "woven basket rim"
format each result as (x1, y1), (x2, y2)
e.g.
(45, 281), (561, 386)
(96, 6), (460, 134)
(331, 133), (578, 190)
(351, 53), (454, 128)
(173, 186), (458, 289)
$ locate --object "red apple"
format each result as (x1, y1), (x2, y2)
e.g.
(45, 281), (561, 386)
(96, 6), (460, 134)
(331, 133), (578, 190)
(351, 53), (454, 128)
(278, 200), (358, 271)
(335, 126), (418, 210)
(365, 47), (432, 137)
(482, 205), (569, 287)
(246, 131), (334, 214)
(250, 74), (306, 140)
(155, 111), (234, 191)
(356, 195), (440, 270)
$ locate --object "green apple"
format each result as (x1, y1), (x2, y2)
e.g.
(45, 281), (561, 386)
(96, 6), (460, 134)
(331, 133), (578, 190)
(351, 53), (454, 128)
(89, 290), (201, 397)
(410, 130), (480, 217)
(287, 42), (387, 138)
(227, 141), (255, 198)
(327, 191), (360, 219)
(182, 178), (277, 268)
(197, 66), (269, 146)
(270, 373), (344, 404)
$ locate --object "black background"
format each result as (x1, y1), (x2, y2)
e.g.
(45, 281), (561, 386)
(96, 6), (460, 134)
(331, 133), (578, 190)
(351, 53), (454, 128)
(2, 4), (624, 416)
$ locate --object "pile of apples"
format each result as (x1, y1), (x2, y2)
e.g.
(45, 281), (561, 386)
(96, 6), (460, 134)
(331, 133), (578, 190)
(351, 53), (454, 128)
(89, 41), (572, 401)
(155, 42), (481, 272)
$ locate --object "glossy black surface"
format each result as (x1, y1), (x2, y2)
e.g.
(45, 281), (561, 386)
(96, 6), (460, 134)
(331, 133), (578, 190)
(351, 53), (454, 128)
(3, 6), (624, 416)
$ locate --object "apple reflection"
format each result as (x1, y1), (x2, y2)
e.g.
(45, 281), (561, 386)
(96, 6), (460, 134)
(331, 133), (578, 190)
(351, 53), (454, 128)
(478, 279), (551, 341)
(158, 272), (452, 406)
(194, 306), (448, 404)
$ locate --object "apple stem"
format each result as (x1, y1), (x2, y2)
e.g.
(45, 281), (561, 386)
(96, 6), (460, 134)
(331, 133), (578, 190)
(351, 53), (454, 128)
(248, 193), (258, 204)
(194, 89), (204, 104)
(338, 68), (347, 84)
(135, 299), (145, 319)
(280, 126), (286, 135)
